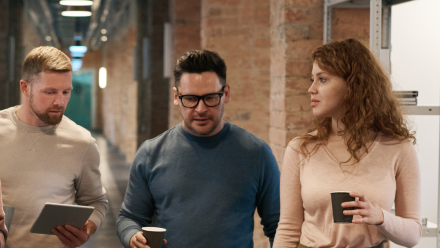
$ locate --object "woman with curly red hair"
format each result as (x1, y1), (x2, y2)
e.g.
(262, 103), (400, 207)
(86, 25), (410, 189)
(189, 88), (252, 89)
(273, 38), (421, 248)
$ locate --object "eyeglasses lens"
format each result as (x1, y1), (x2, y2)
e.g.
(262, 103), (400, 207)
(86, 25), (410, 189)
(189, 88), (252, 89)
(182, 94), (221, 108)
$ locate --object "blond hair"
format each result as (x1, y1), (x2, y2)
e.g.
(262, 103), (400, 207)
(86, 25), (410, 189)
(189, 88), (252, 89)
(22, 46), (72, 83)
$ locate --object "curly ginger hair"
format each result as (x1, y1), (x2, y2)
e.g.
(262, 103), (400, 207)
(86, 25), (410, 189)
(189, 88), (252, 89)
(298, 38), (416, 162)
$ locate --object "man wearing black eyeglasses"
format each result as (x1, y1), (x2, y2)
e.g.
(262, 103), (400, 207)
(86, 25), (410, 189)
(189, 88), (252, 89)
(117, 50), (280, 248)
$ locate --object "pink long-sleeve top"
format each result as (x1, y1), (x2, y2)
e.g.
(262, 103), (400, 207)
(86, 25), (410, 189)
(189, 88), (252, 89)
(273, 132), (422, 248)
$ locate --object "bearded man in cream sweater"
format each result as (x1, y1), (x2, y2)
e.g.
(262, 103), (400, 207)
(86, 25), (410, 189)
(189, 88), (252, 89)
(0, 46), (108, 248)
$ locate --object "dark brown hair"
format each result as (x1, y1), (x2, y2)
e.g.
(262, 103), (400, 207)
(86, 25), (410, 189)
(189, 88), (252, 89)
(174, 50), (227, 88)
(298, 38), (416, 162)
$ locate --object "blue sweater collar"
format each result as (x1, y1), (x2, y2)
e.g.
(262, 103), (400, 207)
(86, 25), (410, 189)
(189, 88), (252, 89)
(179, 120), (231, 144)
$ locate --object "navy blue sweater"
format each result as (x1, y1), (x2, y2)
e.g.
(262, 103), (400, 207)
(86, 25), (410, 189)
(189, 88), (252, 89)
(117, 122), (280, 248)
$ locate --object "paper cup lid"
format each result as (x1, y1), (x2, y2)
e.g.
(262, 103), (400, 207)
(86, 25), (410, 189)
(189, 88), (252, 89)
(142, 227), (166, 232)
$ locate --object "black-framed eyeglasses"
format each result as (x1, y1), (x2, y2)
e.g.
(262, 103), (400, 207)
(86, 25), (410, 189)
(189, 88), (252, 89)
(177, 85), (226, 108)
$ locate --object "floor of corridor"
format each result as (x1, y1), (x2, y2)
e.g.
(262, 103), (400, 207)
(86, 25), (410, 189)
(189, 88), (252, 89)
(80, 134), (130, 248)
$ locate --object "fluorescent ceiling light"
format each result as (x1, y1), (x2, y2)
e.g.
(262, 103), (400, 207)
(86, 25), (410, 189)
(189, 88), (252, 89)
(99, 67), (107, 89)
(60, 1), (93, 6)
(71, 52), (85, 58)
(69, 46), (87, 53)
(72, 59), (83, 71)
(62, 11), (92, 17)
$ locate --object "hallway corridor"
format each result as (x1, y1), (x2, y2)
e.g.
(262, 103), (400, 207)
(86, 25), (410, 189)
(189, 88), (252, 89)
(81, 134), (130, 248)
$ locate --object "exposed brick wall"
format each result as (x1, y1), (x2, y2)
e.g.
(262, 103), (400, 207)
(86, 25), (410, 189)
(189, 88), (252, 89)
(201, 0), (271, 144)
(201, 0), (272, 246)
(102, 26), (138, 162)
(269, 0), (323, 165)
(168, 0), (202, 128)
(332, 8), (370, 42)
(270, 1), (370, 166)
(22, 17), (45, 56)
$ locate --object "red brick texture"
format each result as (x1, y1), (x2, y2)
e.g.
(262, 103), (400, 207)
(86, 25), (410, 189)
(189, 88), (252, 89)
(168, 0), (202, 128)
(270, 1), (370, 166)
(101, 26), (138, 162)
(201, 0), (272, 145)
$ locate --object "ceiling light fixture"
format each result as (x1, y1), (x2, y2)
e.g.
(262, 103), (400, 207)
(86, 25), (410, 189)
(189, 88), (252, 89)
(99, 67), (107, 88)
(72, 59), (83, 71)
(62, 5), (92, 17)
(60, 1), (93, 6)
(69, 36), (87, 56)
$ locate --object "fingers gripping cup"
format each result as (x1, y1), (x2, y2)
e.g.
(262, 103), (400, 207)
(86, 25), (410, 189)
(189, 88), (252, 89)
(331, 191), (355, 223)
(142, 227), (166, 248)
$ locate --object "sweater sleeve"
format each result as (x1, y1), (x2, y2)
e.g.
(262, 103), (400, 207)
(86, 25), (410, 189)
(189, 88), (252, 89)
(273, 140), (304, 248)
(0, 180), (7, 242)
(74, 137), (108, 229)
(117, 145), (156, 248)
(376, 143), (422, 247)
(255, 143), (281, 244)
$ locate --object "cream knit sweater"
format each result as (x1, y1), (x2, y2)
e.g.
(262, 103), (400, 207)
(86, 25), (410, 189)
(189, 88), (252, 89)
(274, 132), (421, 248)
(0, 107), (108, 248)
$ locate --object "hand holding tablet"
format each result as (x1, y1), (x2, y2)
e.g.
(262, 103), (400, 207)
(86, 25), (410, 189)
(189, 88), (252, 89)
(30, 203), (94, 235)
(31, 203), (96, 248)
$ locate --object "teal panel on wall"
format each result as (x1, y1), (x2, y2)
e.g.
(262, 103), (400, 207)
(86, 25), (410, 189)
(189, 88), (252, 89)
(65, 72), (92, 130)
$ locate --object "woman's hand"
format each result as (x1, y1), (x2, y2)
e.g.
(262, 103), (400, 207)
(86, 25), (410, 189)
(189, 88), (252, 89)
(342, 192), (384, 225)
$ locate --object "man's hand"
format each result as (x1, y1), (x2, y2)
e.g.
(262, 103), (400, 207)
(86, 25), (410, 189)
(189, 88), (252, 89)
(129, 231), (167, 248)
(52, 220), (97, 248)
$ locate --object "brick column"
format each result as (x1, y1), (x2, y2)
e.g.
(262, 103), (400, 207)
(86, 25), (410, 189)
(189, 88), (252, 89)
(270, 1), (370, 165)
(201, 0), (271, 144)
(168, 0), (201, 128)
(269, 1), (323, 165)
(137, 0), (170, 147)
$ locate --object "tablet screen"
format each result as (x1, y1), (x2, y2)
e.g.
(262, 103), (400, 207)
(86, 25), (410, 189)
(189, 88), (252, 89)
(30, 203), (94, 235)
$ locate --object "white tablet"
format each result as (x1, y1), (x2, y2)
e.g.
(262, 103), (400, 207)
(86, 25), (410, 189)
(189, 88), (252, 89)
(30, 203), (94, 235)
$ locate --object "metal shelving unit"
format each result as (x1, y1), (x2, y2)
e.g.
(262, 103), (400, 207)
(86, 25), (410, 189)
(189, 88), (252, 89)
(324, 0), (414, 74)
(407, 106), (440, 244)
(324, 0), (440, 246)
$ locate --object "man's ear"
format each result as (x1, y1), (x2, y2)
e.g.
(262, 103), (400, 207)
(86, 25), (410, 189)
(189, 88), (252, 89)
(224, 84), (230, 103)
(20, 79), (31, 97)
(173, 87), (179, 106)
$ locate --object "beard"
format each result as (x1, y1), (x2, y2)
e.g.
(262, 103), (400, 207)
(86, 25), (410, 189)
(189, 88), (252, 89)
(30, 92), (65, 125)
(182, 104), (224, 136)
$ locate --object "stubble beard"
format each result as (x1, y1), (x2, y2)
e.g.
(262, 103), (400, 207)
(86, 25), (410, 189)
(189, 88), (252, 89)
(30, 92), (64, 125)
(182, 104), (224, 136)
